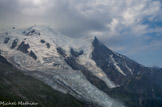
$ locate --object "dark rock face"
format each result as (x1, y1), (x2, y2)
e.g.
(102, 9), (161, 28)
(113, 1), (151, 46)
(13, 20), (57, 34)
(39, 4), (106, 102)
(29, 51), (37, 60)
(56, 46), (111, 96)
(108, 77), (162, 107)
(92, 37), (127, 84)
(53, 63), (60, 66)
(16, 41), (38, 60)
(143, 68), (162, 89)
(40, 40), (50, 48)
(91, 37), (145, 85)
(46, 43), (50, 48)
(10, 39), (18, 49)
(22, 29), (40, 36)
(70, 48), (83, 57)
(91, 37), (162, 107)
(17, 41), (30, 53)
(4, 38), (10, 44)
(56, 47), (67, 57)
(64, 56), (111, 94)
(7, 39), (37, 60)
(40, 40), (45, 43)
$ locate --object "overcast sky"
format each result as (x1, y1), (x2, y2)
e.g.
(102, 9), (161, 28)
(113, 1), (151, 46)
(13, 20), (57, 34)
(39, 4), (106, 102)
(0, 0), (162, 67)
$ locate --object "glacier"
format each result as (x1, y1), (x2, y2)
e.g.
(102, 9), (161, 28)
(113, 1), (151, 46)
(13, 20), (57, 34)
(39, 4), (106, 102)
(0, 25), (124, 107)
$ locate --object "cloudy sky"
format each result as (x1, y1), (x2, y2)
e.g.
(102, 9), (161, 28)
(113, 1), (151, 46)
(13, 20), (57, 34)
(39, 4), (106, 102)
(0, 0), (162, 67)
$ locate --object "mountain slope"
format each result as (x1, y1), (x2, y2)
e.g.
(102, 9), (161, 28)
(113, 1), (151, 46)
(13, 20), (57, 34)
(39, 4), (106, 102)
(0, 55), (88, 107)
(0, 25), (123, 107)
(91, 37), (162, 107)
(0, 25), (162, 107)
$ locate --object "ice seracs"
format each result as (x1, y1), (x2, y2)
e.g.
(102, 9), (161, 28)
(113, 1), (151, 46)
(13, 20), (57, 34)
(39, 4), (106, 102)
(0, 25), (124, 107)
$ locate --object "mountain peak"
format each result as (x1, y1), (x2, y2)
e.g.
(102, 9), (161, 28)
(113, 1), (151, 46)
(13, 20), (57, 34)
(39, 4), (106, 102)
(94, 36), (98, 40)
(1, 25), (162, 107)
(0, 25), (95, 65)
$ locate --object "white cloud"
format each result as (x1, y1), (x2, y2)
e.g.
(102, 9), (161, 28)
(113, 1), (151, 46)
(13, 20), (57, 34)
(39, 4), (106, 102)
(0, 0), (162, 66)
(1, 0), (161, 38)
(19, 0), (54, 15)
(56, 0), (161, 40)
(0, 0), (162, 51)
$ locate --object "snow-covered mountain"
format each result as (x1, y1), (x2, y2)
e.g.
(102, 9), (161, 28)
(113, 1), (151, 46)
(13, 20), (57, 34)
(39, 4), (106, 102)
(0, 25), (123, 107)
(0, 25), (162, 107)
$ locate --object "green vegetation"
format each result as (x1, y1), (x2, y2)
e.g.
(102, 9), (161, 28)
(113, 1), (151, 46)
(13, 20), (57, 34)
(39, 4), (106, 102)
(0, 58), (88, 107)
